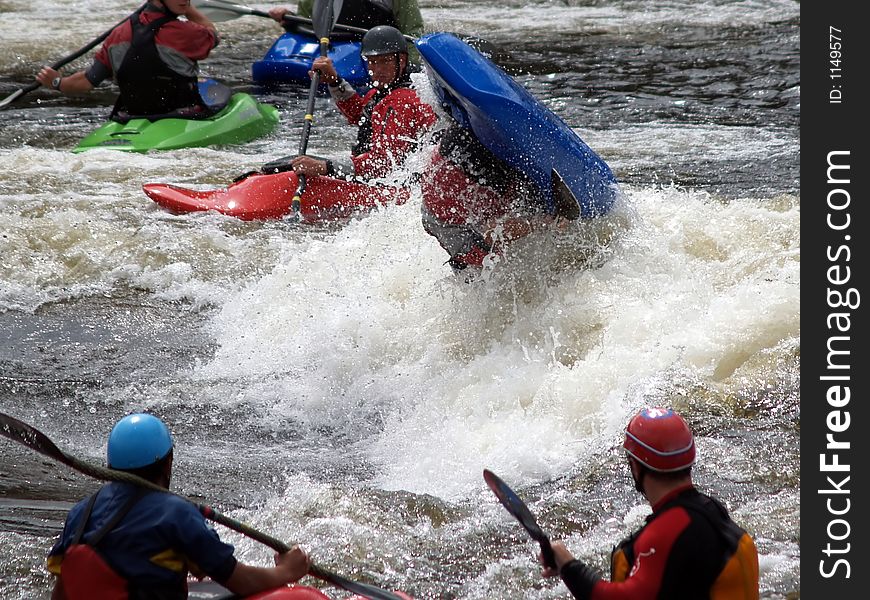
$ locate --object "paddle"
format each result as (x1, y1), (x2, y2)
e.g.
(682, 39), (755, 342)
(0, 412), (404, 600)
(284, 0), (344, 221)
(193, 0), (414, 41)
(483, 468), (557, 569)
(551, 169), (582, 221)
(0, 9), (138, 111)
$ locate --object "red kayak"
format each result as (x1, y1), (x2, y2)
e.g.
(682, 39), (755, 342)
(143, 171), (410, 222)
(188, 580), (413, 599)
(188, 581), (330, 598)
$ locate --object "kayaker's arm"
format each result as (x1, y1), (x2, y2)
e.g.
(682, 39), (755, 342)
(288, 155), (352, 179)
(36, 68), (94, 95)
(183, 3), (218, 35)
(290, 155), (330, 177)
(222, 546), (310, 596)
(269, 7), (296, 31)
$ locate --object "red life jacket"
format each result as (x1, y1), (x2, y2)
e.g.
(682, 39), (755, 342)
(58, 488), (147, 600)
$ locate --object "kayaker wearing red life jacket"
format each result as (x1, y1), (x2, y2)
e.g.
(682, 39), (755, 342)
(541, 408), (760, 600)
(421, 124), (560, 272)
(36, 1), (219, 121)
(47, 413), (310, 600)
(287, 25), (437, 181)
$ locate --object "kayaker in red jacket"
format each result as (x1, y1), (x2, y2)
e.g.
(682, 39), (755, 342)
(540, 408), (760, 600)
(421, 123), (564, 272)
(288, 25), (437, 181)
(36, 1), (218, 120)
(47, 413), (310, 600)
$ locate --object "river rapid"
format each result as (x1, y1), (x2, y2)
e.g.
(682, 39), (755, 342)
(0, 1), (799, 598)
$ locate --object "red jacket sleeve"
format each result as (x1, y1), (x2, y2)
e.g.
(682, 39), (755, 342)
(559, 507), (692, 600)
(335, 89), (375, 125)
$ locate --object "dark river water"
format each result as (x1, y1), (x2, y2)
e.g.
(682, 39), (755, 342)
(1, 1), (799, 598)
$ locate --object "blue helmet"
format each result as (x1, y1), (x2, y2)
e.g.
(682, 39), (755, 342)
(107, 413), (174, 470)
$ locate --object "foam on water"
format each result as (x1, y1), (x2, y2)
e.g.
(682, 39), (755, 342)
(423, 0), (800, 35)
(189, 179), (798, 500)
(0, 2), (800, 596)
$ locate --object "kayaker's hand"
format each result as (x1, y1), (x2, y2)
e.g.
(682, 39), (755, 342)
(274, 545), (310, 583)
(540, 540), (574, 577)
(269, 7), (293, 23)
(310, 57), (340, 85)
(291, 156), (328, 177)
(36, 66), (61, 90)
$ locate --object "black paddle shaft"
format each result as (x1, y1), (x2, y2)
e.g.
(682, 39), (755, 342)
(0, 411), (405, 600)
(483, 469), (557, 569)
(290, 0), (343, 220)
(297, 0), (343, 155)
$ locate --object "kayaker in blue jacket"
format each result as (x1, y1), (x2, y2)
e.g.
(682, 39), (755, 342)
(46, 413), (310, 600)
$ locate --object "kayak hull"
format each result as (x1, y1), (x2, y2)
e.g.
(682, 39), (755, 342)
(73, 81), (279, 153)
(253, 31), (369, 86)
(188, 581), (329, 599)
(143, 171), (409, 222)
(415, 32), (617, 217)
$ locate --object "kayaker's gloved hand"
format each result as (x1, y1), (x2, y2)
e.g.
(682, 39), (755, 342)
(291, 155), (331, 177)
(540, 540), (577, 578)
(310, 57), (341, 86)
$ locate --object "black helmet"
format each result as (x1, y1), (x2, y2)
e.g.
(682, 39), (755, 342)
(361, 25), (408, 57)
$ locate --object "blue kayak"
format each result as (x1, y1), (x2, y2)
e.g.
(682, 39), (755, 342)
(253, 29), (369, 87)
(415, 32), (617, 218)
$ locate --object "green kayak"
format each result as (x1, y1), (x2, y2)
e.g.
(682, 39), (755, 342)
(73, 79), (279, 153)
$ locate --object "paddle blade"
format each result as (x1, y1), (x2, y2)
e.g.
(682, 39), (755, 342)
(551, 169), (581, 220)
(312, 0), (344, 38)
(0, 87), (30, 110)
(483, 469), (557, 568)
(0, 411), (167, 488)
(0, 412), (69, 464)
(192, 0), (257, 22)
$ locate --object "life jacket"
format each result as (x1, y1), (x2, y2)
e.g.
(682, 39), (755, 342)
(112, 8), (205, 121)
(58, 487), (148, 600)
(351, 73), (413, 156)
(437, 126), (532, 195)
(611, 490), (759, 599)
(337, 0), (397, 30)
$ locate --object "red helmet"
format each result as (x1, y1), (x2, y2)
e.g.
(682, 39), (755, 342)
(623, 408), (695, 472)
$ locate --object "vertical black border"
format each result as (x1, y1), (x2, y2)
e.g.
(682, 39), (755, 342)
(802, 3), (867, 597)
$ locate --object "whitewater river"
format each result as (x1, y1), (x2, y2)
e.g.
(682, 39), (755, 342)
(0, 1), (799, 598)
